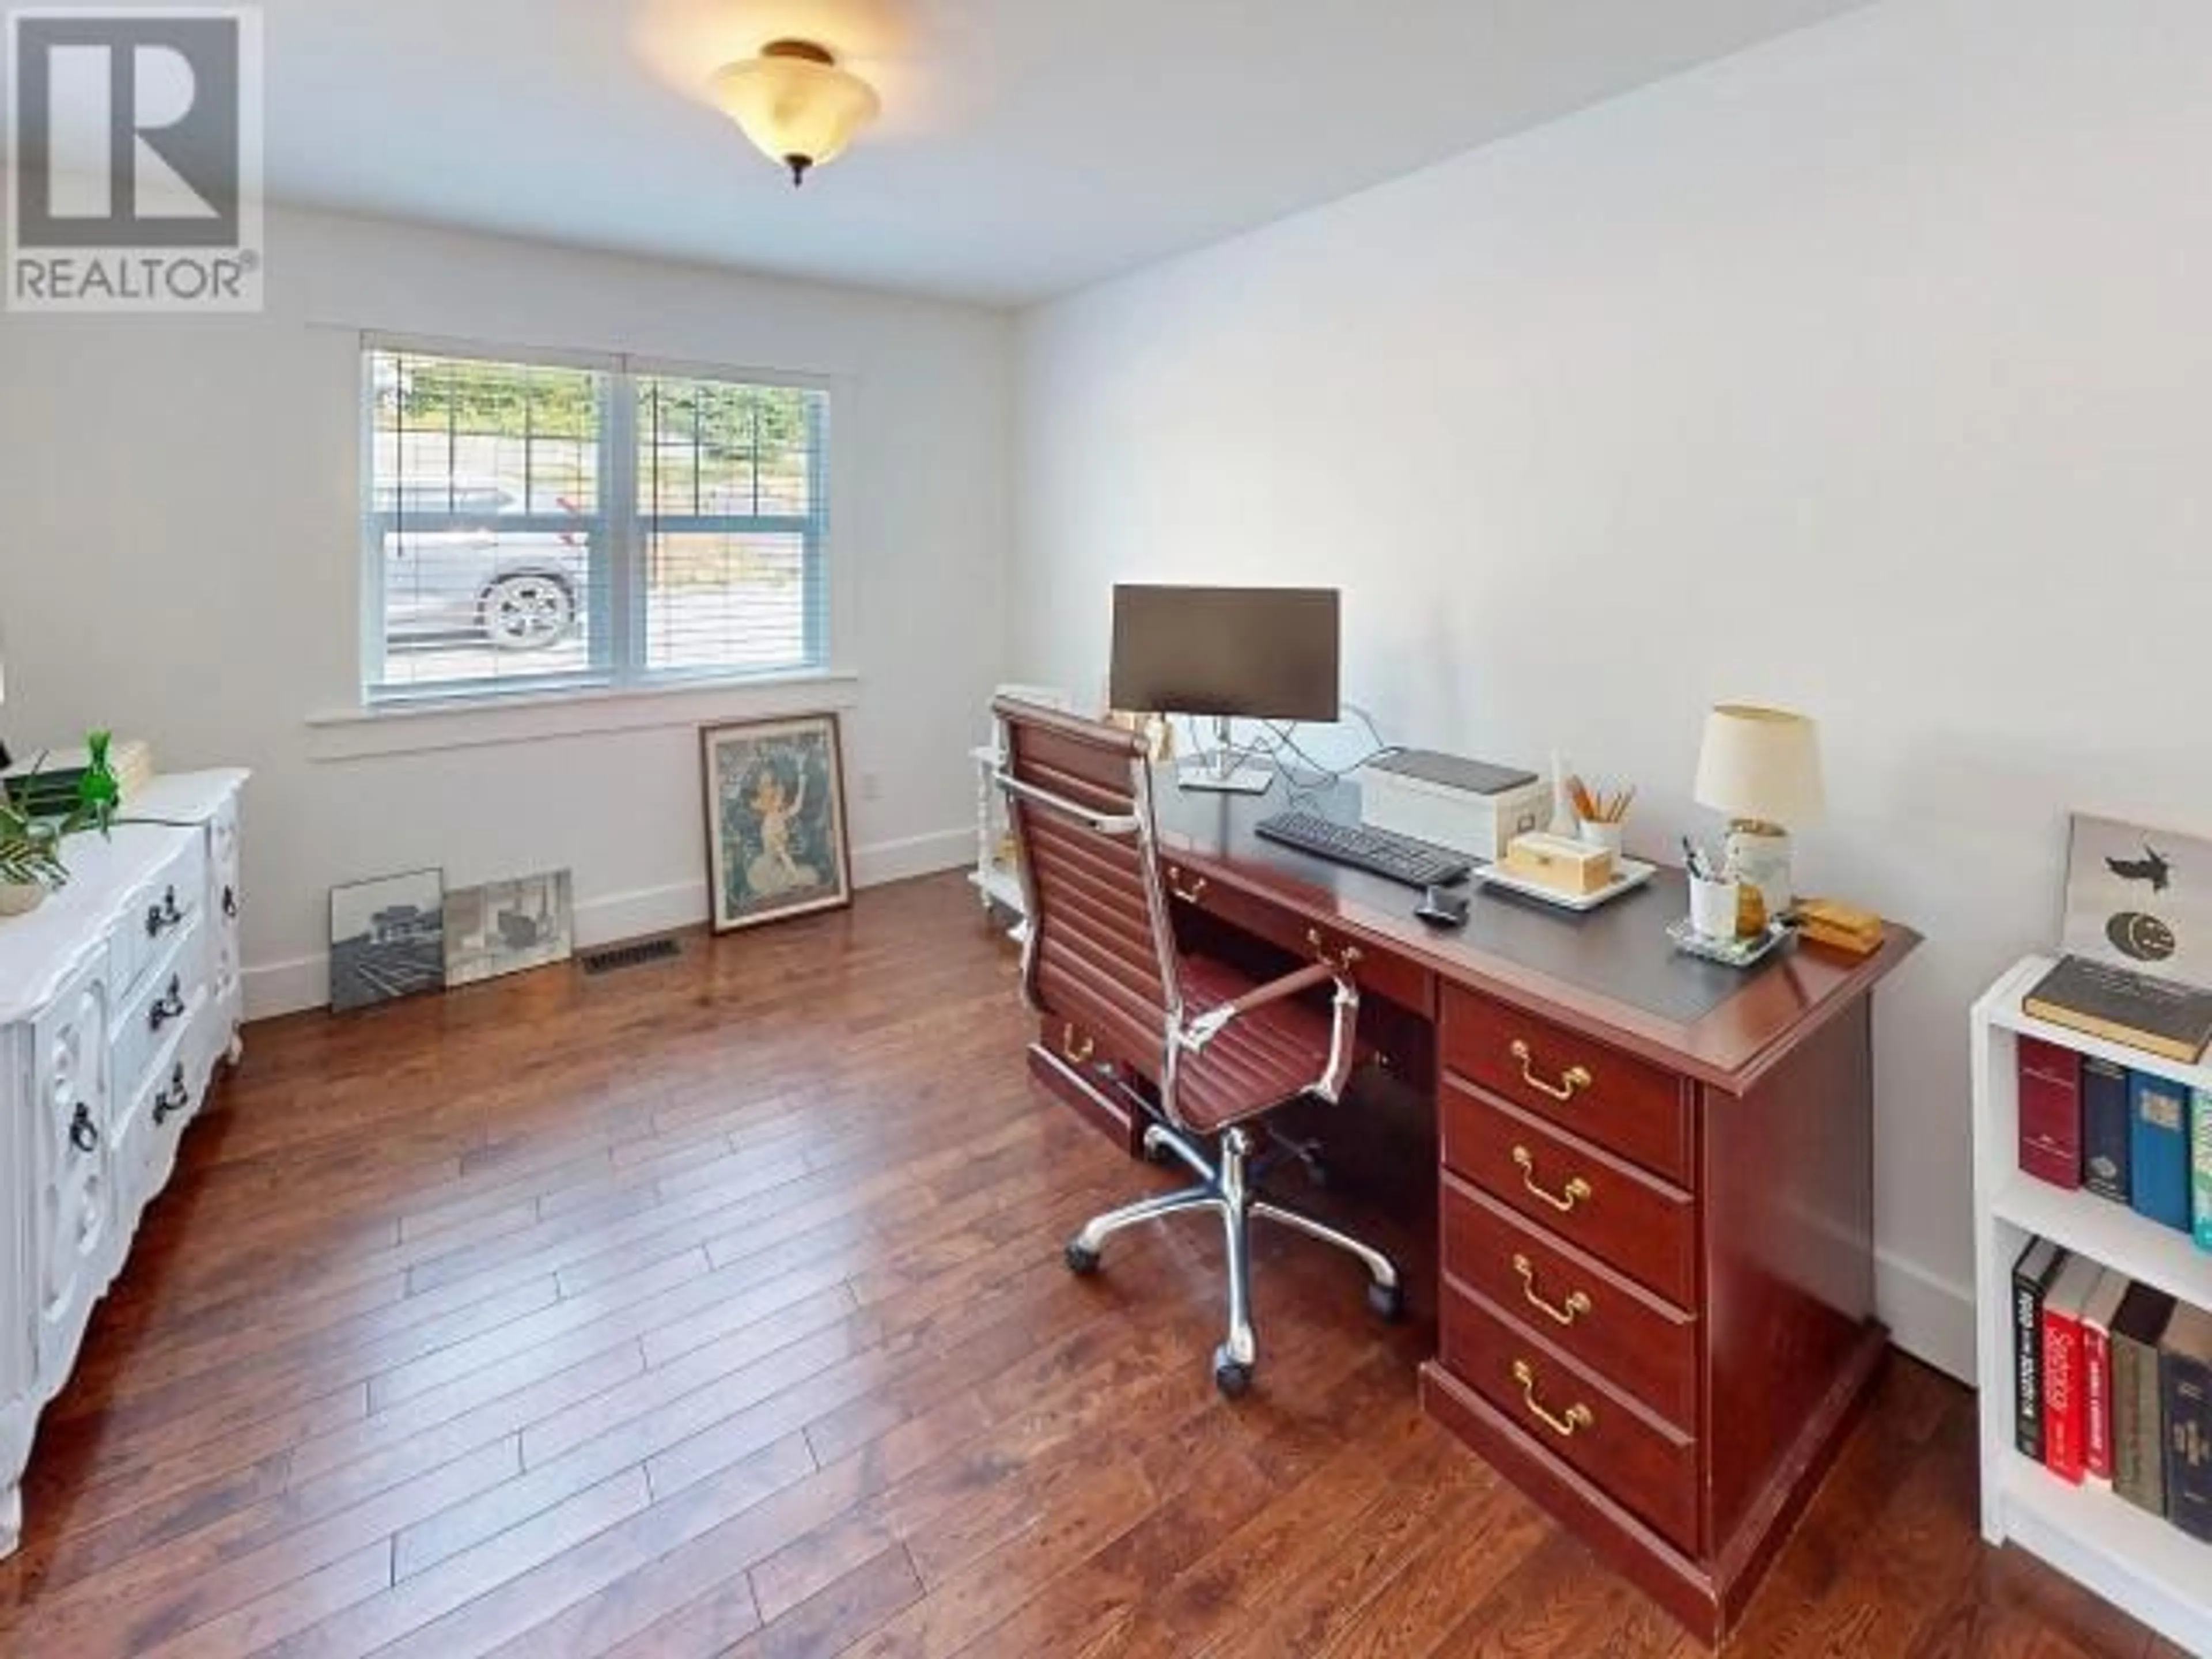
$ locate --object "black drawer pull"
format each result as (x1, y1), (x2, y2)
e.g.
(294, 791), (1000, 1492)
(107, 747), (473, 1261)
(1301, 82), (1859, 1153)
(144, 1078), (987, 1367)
(145, 885), (183, 937)
(222, 884), (238, 920)
(69, 1102), (99, 1154)
(154, 1065), (190, 1124)
(149, 975), (186, 1031)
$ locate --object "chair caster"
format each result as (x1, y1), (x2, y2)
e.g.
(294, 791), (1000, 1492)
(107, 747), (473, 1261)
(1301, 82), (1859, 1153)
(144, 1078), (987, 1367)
(1063, 1240), (1102, 1276)
(1367, 1279), (1406, 1323)
(1213, 1346), (1253, 1398)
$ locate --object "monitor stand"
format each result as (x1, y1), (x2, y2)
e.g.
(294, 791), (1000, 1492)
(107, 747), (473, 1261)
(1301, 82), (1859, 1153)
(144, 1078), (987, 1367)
(1176, 717), (1275, 795)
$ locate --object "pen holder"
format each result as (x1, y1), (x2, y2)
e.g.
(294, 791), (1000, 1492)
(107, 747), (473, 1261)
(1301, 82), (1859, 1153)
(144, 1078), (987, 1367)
(1687, 873), (1741, 941)
(1579, 821), (1624, 858)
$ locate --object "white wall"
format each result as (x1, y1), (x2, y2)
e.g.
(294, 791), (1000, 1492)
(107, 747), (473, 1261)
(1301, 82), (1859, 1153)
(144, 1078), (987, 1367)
(1011, 0), (2212, 1379)
(0, 207), (1012, 1014)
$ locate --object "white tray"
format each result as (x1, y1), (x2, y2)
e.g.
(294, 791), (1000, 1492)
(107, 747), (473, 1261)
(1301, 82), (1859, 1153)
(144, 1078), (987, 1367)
(1470, 855), (1655, 913)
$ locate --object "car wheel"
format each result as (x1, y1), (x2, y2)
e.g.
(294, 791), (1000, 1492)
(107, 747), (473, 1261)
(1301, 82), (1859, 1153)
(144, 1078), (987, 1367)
(480, 574), (574, 651)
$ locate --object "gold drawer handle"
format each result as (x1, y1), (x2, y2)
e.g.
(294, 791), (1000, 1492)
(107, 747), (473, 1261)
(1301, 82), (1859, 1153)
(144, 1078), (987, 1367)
(1512, 1145), (1592, 1214)
(1512, 1358), (1594, 1438)
(1166, 866), (1209, 905)
(1061, 1024), (1096, 1065)
(1305, 927), (1363, 972)
(1509, 1039), (1592, 1103)
(1513, 1253), (1592, 1327)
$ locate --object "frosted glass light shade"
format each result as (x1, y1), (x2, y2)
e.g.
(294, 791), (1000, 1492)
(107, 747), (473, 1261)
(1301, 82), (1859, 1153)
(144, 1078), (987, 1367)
(711, 40), (880, 185)
(1693, 704), (1825, 828)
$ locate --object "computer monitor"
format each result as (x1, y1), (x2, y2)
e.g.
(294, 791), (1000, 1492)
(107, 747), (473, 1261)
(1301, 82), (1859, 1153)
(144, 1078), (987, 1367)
(1109, 584), (1340, 792)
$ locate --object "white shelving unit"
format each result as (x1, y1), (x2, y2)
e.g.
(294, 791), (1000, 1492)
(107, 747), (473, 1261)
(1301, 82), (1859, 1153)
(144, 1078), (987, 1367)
(967, 688), (1071, 945)
(967, 743), (1027, 942)
(1969, 954), (2212, 1656)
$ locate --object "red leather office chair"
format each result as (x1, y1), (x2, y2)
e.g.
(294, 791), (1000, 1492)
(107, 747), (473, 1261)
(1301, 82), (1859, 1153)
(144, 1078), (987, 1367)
(994, 698), (1402, 1396)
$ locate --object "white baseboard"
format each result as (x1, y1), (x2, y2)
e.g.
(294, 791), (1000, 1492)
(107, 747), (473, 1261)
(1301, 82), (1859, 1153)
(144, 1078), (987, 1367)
(572, 878), (709, 950)
(241, 826), (974, 1022)
(242, 952), (328, 1022)
(853, 827), (974, 888)
(1876, 1247), (1975, 1382)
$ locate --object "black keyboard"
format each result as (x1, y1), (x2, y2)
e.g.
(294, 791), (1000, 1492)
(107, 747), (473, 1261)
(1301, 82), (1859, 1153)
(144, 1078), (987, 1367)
(1253, 812), (1472, 888)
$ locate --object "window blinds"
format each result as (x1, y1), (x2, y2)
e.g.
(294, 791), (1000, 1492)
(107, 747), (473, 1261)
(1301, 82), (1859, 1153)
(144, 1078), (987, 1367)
(363, 344), (830, 701)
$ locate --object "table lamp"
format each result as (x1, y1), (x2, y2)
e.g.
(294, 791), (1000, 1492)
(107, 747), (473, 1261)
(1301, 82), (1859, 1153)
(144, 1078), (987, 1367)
(1693, 703), (1824, 918)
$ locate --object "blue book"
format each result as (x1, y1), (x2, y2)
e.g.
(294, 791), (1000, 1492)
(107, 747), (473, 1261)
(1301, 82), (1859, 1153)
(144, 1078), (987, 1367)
(2193, 1088), (2212, 1251)
(2129, 1073), (2192, 1232)
(2082, 1057), (2133, 1205)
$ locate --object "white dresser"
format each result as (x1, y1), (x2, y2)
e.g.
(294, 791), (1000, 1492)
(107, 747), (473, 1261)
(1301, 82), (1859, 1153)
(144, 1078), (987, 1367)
(0, 769), (246, 1556)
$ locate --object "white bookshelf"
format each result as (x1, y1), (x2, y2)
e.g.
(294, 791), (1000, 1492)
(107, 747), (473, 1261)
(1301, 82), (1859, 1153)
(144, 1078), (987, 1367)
(1969, 955), (2212, 1656)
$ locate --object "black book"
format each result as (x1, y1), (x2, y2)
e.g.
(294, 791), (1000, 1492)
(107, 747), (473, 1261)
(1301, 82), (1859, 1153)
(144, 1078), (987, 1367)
(2012, 1237), (2065, 1461)
(2162, 1301), (2212, 1541)
(2024, 955), (2212, 1064)
(2081, 1055), (2133, 1205)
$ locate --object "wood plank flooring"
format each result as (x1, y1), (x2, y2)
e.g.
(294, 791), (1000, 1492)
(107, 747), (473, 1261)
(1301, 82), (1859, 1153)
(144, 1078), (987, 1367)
(0, 873), (2176, 1657)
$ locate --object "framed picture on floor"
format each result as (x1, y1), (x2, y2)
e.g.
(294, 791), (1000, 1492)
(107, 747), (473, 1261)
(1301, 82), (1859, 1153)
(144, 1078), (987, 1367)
(445, 868), (575, 987)
(329, 868), (446, 1012)
(700, 712), (853, 933)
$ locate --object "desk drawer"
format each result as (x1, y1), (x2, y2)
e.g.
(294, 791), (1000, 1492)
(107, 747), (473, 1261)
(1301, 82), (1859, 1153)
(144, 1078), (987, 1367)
(1441, 986), (1692, 1187)
(1442, 1082), (1697, 1309)
(1442, 1172), (1697, 1430)
(1031, 1014), (1147, 1157)
(1162, 861), (1433, 1016)
(1441, 1280), (1700, 1555)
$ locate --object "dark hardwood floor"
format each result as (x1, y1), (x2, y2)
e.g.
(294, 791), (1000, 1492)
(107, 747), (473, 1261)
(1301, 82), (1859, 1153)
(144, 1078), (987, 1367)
(0, 873), (2178, 1657)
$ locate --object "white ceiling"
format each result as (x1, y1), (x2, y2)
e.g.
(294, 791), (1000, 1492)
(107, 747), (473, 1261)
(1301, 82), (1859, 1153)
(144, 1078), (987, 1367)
(78, 0), (1873, 305)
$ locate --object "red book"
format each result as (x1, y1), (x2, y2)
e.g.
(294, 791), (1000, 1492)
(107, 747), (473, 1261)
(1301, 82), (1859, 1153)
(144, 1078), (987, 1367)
(2040, 1255), (2100, 1484)
(2017, 1037), (2083, 1188)
(2081, 1268), (2127, 1483)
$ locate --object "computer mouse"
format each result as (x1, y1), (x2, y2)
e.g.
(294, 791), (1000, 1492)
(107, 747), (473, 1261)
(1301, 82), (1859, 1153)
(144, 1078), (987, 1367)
(1415, 886), (1470, 928)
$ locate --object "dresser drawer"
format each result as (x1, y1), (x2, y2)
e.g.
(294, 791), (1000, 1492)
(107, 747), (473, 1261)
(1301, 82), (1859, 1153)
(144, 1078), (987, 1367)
(1441, 1281), (1700, 1554)
(1440, 985), (1692, 1187)
(110, 922), (206, 1110)
(131, 1002), (219, 1209)
(1441, 1082), (1697, 1308)
(1441, 1172), (1698, 1430)
(108, 835), (209, 1002)
(1163, 861), (1434, 1017)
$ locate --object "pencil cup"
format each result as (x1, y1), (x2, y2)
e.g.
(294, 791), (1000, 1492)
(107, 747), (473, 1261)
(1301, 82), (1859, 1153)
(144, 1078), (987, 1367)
(1688, 874), (1741, 941)
(1580, 821), (1624, 858)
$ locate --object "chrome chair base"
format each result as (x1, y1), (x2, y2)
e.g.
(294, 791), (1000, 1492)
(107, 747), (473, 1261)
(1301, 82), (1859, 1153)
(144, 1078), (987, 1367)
(1065, 1119), (1404, 1396)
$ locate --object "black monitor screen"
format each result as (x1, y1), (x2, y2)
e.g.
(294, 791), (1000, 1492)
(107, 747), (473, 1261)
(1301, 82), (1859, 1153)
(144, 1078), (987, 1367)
(1108, 585), (1340, 722)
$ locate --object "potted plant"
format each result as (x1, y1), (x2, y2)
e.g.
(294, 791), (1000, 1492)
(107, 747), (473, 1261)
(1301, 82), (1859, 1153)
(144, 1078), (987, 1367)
(0, 733), (123, 916)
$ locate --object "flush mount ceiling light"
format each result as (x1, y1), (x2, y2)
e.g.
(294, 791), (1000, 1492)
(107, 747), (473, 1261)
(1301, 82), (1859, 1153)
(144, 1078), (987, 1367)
(710, 39), (880, 187)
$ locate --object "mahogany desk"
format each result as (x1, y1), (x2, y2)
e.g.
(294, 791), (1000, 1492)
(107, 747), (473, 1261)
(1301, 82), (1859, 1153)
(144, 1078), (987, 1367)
(1024, 777), (1920, 1643)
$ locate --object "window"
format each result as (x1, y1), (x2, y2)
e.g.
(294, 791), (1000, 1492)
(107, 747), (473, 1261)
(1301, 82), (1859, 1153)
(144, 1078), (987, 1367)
(363, 344), (830, 702)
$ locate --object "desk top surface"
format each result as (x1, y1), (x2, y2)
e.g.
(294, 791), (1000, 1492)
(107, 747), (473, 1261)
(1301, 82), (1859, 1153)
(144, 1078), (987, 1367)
(1152, 772), (1918, 1092)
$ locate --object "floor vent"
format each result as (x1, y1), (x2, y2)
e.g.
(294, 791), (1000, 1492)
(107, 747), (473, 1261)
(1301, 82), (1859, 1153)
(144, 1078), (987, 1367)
(581, 937), (683, 975)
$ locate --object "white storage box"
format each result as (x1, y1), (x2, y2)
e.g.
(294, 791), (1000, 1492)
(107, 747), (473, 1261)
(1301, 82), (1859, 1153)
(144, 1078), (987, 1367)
(1357, 751), (1550, 862)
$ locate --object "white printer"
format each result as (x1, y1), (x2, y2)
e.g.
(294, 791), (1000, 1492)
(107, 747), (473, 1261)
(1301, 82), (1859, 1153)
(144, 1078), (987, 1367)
(1357, 751), (1550, 862)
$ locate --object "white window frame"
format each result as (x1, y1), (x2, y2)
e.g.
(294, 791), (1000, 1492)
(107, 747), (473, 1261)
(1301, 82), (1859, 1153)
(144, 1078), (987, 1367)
(358, 334), (848, 709)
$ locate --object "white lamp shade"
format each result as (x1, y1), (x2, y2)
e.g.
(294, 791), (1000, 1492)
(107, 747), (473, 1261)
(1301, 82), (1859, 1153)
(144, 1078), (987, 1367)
(711, 47), (880, 177)
(1693, 703), (1825, 827)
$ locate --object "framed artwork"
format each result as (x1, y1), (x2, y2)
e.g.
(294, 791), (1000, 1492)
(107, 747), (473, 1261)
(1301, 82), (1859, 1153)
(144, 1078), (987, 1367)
(445, 869), (575, 987)
(2061, 812), (2212, 986)
(701, 713), (853, 932)
(329, 868), (445, 1012)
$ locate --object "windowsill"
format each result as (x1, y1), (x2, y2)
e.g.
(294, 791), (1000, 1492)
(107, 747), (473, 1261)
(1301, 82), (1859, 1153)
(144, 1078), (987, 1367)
(305, 669), (861, 762)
